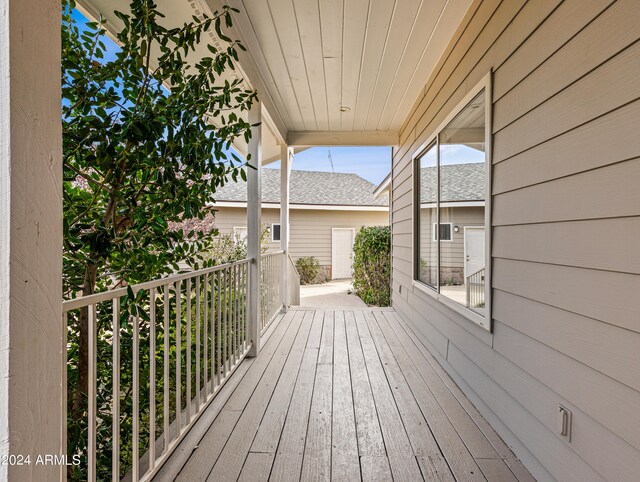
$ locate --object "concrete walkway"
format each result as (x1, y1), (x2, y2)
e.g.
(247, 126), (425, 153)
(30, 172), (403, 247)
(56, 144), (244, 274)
(299, 279), (367, 308)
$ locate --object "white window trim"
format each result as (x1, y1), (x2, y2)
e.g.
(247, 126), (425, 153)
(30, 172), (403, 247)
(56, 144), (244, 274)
(271, 223), (281, 242)
(433, 222), (453, 242)
(411, 72), (492, 332)
(233, 226), (248, 241)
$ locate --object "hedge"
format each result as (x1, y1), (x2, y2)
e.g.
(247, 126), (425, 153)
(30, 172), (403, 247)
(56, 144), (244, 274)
(352, 225), (391, 306)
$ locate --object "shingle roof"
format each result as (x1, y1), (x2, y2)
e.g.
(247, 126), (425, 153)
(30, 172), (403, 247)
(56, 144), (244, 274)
(420, 163), (485, 203)
(214, 169), (389, 207)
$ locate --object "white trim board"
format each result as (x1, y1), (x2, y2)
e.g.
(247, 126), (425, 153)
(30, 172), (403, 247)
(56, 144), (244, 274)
(421, 201), (485, 209)
(210, 201), (389, 212)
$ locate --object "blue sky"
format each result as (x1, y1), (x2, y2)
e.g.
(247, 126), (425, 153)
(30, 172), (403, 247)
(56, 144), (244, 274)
(266, 146), (391, 185)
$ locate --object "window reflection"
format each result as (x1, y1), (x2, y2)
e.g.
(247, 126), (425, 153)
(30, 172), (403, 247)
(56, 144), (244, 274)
(416, 90), (487, 316)
(416, 143), (437, 289)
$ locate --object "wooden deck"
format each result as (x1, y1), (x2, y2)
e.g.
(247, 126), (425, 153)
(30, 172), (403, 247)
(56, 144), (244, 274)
(153, 308), (534, 482)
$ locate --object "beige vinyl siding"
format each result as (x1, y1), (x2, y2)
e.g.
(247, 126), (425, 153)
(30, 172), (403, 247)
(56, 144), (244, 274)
(213, 206), (388, 267)
(391, 0), (640, 481)
(420, 206), (484, 267)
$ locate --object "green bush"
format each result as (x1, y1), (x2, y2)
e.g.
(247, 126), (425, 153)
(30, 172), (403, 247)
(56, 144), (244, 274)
(296, 256), (321, 285)
(203, 224), (270, 264)
(353, 226), (391, 306)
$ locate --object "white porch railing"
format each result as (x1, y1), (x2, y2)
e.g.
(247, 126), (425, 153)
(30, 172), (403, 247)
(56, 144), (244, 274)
(465, 267), (485, 310)
(260, 251), (284, 333)
(62, 259), (251, 482)
(287, 254), (301, 306)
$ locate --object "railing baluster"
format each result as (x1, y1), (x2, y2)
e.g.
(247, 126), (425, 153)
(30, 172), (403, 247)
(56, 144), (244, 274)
(149, 288), (156, 471)
(88, 304), (97, 482)
(216, 270), (222, 387)
(112, 300), (121, 481)
(245, 262), (249, 350)
(233, 264), (238, 364)
(175, 280), (182, 434)
(132, 311), (140, 482)
(163, 284), (170, 453)
(241, 262), (246, 352)
(223, 267), (229, 374)
(231, 266), (240, 366)
(203, 272), (208, 397)
(186, 278), (192, 423)
(62, 312), (68, 482)
(195, 275), (201, 410)
(210, 272), (215, 394)
(228, 266), (231, 370)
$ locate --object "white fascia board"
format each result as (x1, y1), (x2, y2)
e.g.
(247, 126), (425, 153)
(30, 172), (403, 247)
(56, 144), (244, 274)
(373, 173), (391, 198)
(420, 201), (485, 208)
(210, 201), (388, 211)
(287, 130), (399, 146)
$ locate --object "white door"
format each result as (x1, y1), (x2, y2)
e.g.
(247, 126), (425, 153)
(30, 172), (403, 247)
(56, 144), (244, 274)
(464, 227), (485, 280)
(332, 228), (355, 279)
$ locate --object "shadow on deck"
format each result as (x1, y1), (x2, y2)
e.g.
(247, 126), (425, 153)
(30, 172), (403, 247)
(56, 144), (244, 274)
(152, 307), (534, 482)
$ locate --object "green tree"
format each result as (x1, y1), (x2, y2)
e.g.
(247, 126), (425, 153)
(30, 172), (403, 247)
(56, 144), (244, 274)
(62, 0), (256, 476)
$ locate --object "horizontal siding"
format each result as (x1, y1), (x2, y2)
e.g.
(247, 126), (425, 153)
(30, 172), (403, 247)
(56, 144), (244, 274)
(493, 217), (640, 274)
(214, 207), (388, 267)
(492, 100), (640, 194)
(391, 0), (640, 480)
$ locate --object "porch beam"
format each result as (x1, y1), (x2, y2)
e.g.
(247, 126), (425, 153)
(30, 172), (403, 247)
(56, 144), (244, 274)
(247, 101), (262, 357)
(0, 1), (63, 479)
(287, 130), (399, 147)
(280, 145), (293, 308)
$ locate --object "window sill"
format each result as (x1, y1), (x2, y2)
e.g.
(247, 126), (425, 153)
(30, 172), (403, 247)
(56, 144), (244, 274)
(412, 280), (490, 331)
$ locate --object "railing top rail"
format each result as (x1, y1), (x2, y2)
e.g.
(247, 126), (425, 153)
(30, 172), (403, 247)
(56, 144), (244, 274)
(62, 258), (252, 312)
(261, 250), (285, 258)
(287, 253), (300, 277)
(467, 267), (485, 278)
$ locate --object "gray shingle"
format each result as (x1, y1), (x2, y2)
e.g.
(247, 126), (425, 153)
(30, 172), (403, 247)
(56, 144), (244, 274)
(420, 163), (485, 203)
(214, 169), (389, 206)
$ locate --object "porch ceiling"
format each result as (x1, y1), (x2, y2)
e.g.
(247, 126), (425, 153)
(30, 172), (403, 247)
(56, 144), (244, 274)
(217, 0), (474, 144)
(78, 0), (473, 151)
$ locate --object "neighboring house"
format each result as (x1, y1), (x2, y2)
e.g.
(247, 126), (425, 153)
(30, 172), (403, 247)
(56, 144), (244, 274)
(211, 169), (388, 279)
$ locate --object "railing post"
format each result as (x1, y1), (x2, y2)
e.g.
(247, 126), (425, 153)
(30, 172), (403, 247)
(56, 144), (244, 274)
(247, 100), (262, 357)
(0, 2), (63, 480)
(280, 145), (292, 309)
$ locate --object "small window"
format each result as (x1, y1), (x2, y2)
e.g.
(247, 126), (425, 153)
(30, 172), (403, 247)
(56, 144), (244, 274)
(271, 223), (281, 242)
(433, 223), (452, 241)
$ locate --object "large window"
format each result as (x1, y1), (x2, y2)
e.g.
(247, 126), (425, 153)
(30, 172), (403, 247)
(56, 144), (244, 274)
(414, 86), (489, 328)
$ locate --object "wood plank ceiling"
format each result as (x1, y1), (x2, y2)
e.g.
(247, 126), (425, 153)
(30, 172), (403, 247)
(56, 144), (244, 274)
(79, 0), (473, 149)
(220, 0), (473, 140)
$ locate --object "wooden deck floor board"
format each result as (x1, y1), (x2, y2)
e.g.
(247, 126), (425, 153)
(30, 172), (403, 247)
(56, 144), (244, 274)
(206, 310), (305, 481)
(369, 311), (482, 482)
(331, 311), (360, 481)
(344, 312), (387, 457)
(270, 312), (324, 481)
(252, 311), (315, 453)
(355, 311), (425, 481)
(155, 308), (533, 482)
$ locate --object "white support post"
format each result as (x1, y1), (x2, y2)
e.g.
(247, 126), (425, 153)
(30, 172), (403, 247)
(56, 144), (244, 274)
(0, 1), (63, 480)
(247, 101), (262, 357)
(280, 145), (292, 309)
